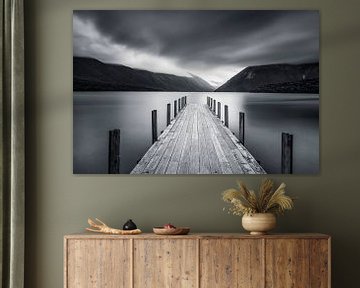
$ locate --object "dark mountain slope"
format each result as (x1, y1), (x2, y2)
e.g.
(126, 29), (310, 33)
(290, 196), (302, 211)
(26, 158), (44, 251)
(73, 57), (214, 92)
(216, 63), (319, 93)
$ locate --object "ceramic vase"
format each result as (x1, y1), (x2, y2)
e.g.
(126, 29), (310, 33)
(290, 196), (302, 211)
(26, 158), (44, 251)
(242, 213), (276, 235)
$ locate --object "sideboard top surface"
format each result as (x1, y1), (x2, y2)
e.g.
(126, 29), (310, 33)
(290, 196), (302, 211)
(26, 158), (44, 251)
(64, 232), (330, 240)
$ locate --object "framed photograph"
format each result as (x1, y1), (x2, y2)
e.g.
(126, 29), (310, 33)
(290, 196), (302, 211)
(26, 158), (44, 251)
(73, 10), (319, 175)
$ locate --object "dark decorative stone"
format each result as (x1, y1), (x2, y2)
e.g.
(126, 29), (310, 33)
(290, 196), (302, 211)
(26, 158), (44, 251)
(123, 219), (137, 230)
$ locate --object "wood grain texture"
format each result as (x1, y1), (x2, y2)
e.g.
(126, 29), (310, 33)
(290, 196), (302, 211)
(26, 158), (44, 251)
(65, 233), (330, 240)
(200, 239), (264, 288)
(310, 239), (330, 288)
(133, 239), (197, 288)
(131, 104), (265, 174)
(265, 239), (311, 288)
(64, 234), (330, 288)
(66, 239), (131, 288)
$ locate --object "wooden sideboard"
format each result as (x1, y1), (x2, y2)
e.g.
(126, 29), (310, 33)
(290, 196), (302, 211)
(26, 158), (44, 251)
(64, 233), (330, 288)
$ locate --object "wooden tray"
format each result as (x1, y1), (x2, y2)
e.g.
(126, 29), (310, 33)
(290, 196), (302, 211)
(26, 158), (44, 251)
(153, 227), (190, 235)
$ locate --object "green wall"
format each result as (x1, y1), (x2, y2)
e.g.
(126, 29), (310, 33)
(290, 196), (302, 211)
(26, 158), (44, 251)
(25, 0), (360, 287)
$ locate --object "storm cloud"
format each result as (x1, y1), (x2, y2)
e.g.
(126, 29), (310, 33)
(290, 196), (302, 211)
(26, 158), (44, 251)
(73, 10), (319, 86)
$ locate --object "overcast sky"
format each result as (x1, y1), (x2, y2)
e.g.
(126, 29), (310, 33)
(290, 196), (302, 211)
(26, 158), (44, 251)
(73, 10), (319, 87)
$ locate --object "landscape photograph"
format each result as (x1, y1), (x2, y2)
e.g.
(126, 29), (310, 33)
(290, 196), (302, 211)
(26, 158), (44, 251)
(73, 10), (319, 174)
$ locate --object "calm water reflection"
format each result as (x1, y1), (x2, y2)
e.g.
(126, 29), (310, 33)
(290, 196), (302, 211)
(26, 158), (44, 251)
(73, 92), (319, 174)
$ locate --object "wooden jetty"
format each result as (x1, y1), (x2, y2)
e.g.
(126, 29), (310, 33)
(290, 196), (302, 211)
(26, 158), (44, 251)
(131, 103), (266, 174)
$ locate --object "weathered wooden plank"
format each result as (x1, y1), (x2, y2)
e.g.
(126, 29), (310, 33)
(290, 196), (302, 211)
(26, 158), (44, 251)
(131, 109), (186, 174)
(197, 106), (222, 174)
(197, 110), (213, 174)
(155, 107), (189, 174)
(132, 103), (265, 174)
(205, 109), (233, 174)
(189, 108), (200, 173)
(207, 106), (265, 174)
(206, 110), (246, 174)
(177, 105), (195, 174)
(208, 105), (264, 173)
(208, 109), (256, 174)
(210, 112), (250, 173)
(145, 109), (188, 174)
(165, 108), (192, 174)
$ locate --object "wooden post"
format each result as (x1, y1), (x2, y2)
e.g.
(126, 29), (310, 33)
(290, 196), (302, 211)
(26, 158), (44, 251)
(185, 96), (187, 106)
(108, 129), (120, 174)
(224, 105), (229, 127)
(178, 98), (181, 111)
(210, 97), (212, 110)
(152, 110), (158, 143)
(239, 112), (245, 145)
(281, 132), (293, 174)
(167, 103), (171, 126)
(174, 100), (177, 117)
(218, 102), (221, 119)
(207, 97), (209, 107)
(213, 99), (216, 113)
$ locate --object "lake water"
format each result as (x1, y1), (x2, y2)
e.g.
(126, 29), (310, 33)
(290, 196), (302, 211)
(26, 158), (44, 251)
(73, 92), (319, 174)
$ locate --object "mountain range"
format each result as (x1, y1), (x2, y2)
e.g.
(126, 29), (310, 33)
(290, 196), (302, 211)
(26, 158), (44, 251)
(216, 63), (319, 93)
(73, 57), (319, 93)
(73, 57), (214, 92)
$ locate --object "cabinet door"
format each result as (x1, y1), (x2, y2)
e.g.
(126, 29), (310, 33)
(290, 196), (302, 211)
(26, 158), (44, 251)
(66, 239), (131, 288)
(266, 239), (310, 288)
(200, 239), (264, 288)
(134, 239), (198, 288)
(309, 239), (330, 288)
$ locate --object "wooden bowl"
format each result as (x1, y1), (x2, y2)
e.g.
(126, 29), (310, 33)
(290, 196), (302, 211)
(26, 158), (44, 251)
(153, 227), (190, 235)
